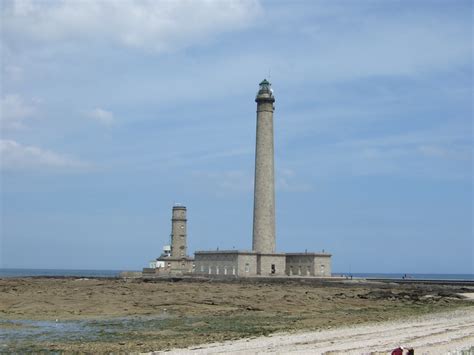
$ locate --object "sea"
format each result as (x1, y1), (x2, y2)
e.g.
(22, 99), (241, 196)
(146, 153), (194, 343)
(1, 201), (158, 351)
(333, 272), (474, 281)
(0, 268), (122, 278)
(0, 268), (472, 280)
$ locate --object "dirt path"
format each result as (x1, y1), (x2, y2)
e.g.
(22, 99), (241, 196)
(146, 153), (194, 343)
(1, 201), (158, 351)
(156, 308), (474, 354)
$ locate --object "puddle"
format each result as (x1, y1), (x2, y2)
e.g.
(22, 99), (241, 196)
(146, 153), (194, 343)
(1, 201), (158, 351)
(0, 314), (172, 346)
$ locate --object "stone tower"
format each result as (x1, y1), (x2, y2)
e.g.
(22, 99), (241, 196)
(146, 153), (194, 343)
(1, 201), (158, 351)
(170, 205), (187, 258)
(252, 79), (276, 253)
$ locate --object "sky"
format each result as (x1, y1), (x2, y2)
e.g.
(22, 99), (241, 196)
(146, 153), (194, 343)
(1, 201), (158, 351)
(0, 0), (472, 274)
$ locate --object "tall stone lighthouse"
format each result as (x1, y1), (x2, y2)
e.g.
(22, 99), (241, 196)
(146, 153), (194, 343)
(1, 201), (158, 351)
(187, 79), (332, 279)
(252, 79), (276, 253)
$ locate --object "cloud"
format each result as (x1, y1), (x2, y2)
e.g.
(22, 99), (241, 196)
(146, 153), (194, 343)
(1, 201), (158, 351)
(298, 126), (472, 179)
(1, 0), (262, 53)
(0, 94), (37, 130)
(418, 145), (471, 161)
(192, 170), (253, 195)
(276, 168), (312, 192)
(87, 108), (115, 125)
(0, 139), (90, 172)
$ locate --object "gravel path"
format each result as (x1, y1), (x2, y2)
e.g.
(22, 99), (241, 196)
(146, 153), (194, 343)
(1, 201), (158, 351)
(155, 308), (474, 354)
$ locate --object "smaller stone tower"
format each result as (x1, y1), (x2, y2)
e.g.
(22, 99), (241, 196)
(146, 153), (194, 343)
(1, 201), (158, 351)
(170, 205), (187, 258)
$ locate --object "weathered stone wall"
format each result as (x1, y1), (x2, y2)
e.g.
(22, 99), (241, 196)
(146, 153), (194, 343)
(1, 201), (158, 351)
(194, 252), (239, 276)
(314, 255), (331, 277)
(286, 255), (314, 276)
(257, 254), (286, 276)
(236, 253), (258, 277)
(285, 254), (331, 277)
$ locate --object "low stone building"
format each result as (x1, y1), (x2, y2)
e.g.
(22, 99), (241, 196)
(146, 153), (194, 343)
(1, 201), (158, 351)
(194, 251), (288, 277)
(194, 251), (331, 277)
(286, 253), (331, 277)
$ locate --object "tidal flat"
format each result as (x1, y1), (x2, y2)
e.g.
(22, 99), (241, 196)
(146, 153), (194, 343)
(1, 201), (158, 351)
(0, 277), (472, 353)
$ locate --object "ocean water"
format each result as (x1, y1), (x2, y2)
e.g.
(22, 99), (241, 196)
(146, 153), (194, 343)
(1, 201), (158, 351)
(0, 268), (122, 278)
(333, 272), (474, 281)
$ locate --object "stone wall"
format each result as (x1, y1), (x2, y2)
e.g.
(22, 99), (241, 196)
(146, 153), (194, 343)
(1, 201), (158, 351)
(150, 258), (194, 276)
(286, 253), (331, 277)
(257, 254), (286, 276)
(194, 251), (258, 277)
(314, 255), (331, 277)
(236, 253), (258, 277)
(194, 252), (238, 276)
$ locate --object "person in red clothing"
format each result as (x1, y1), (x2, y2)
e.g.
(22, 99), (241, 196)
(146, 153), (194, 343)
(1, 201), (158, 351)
(392, 346), (414, 355)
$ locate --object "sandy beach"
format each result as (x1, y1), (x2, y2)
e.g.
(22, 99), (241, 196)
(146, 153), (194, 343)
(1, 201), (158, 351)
(155, 308), (474, 354)
(0, 277), (472, 353)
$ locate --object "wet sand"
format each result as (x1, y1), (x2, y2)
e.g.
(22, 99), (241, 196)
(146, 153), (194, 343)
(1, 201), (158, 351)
(0, 277), (472, 353)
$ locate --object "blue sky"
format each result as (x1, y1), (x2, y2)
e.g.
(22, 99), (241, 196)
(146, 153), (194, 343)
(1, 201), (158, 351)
(1, 0), (472, 273)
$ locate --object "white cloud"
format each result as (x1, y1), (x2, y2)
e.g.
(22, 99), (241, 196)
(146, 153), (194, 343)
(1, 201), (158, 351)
(0, 139), (90, 172)
(1, 0), (262, 53)
(0, 94), (37, 130)
(87, 108), (115, 125)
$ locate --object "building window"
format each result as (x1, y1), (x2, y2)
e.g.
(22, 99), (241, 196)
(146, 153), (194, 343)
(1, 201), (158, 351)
(271, 264), (275, 274)
(224, 266), (228, 275)
(216, 266), (219, 275)
(298, 266), (302, 275)
(290, 266), (293, 276)
(307, 266), (310, 276)
(232, 267), (236, 275)
(209, 266), (212, 274)
(245, 263), (250, 273)
(320, 265), (325, 274)
(200, 265), (204, 272)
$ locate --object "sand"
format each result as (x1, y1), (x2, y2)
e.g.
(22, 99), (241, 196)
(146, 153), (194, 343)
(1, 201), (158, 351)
(155, 308), (474, 354)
